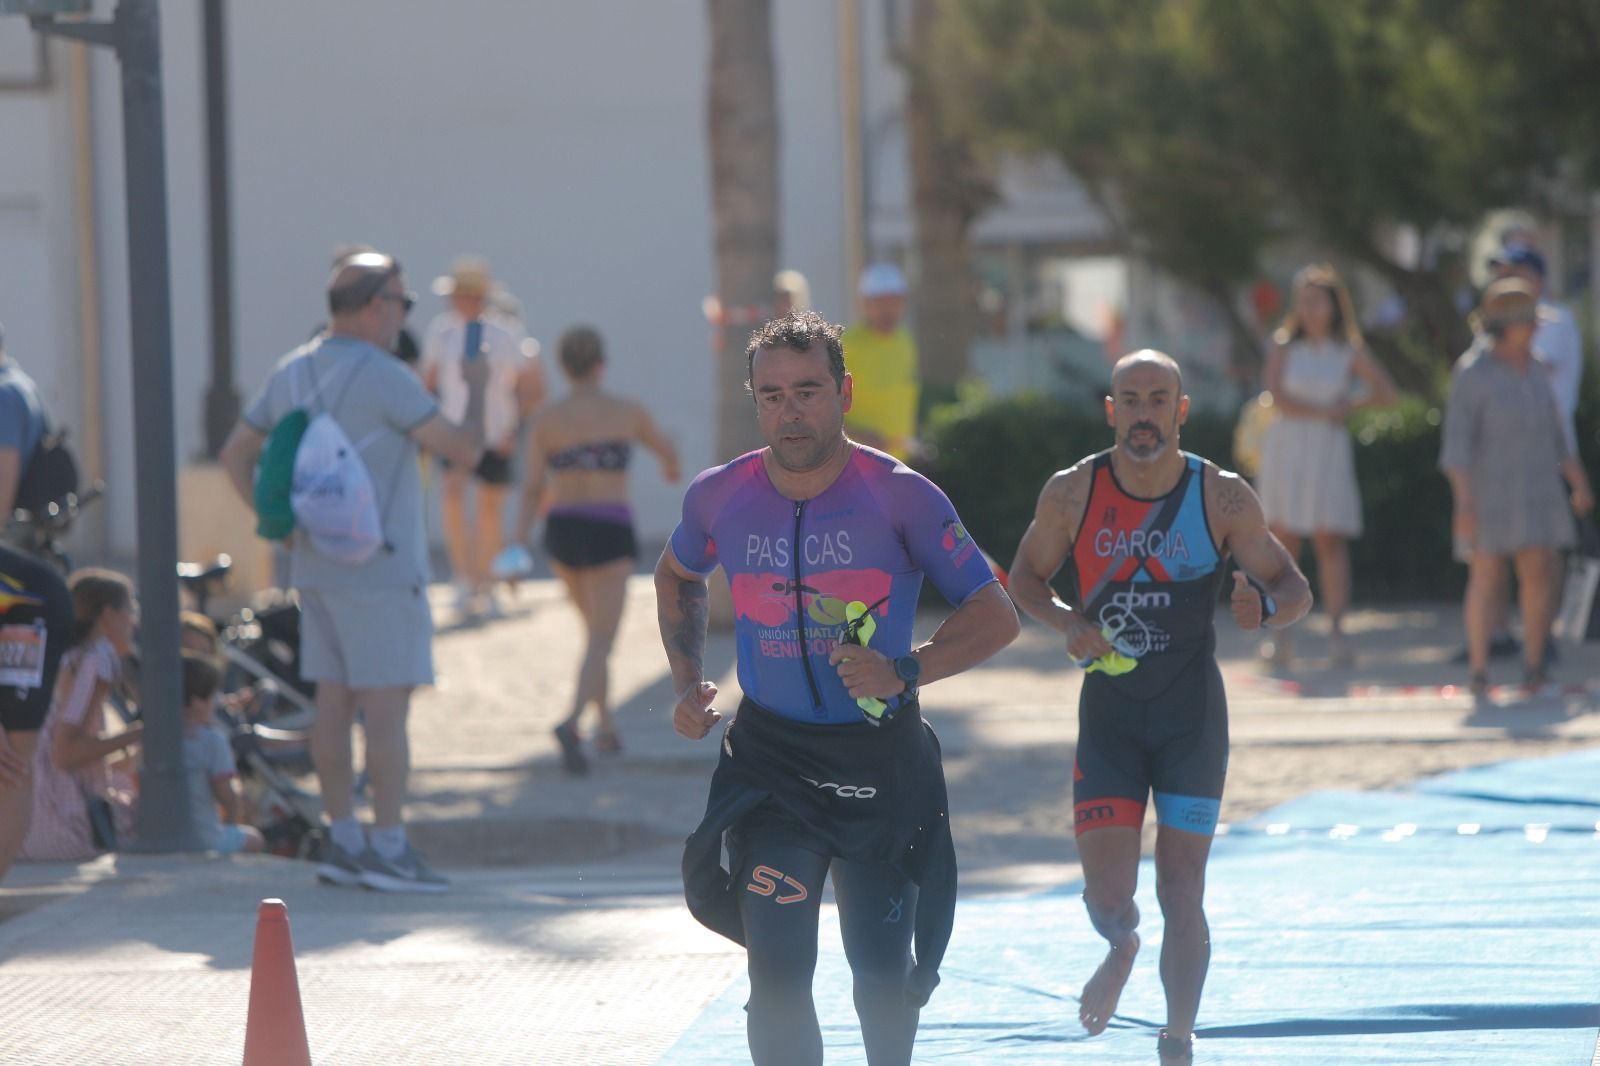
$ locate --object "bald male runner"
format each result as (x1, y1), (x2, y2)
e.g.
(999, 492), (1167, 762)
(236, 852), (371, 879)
(1008, 350), (1312, 1063)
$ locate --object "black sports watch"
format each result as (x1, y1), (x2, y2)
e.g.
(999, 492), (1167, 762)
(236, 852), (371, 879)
(893, 654), (922, 700)
(1247, 576), (1278, 622)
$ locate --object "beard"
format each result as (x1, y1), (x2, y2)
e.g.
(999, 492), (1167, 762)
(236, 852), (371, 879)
(1120, 420), (1173, 463)
(768, 426), (840, 472)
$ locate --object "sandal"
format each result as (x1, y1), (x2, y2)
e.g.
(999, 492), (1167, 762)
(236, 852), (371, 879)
(553, 722), (590, 776)
(1469, 672), (1491, 698)
(1157, 1028), (1194, 1064)
(594, 729), (623, 755)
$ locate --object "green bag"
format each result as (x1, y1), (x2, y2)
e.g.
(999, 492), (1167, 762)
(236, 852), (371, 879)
(253, 407), (309, 540)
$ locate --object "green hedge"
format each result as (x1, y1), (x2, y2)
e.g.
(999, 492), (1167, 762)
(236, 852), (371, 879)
(921, 387), (1595, 603)
(1344, 398), (1458, 601)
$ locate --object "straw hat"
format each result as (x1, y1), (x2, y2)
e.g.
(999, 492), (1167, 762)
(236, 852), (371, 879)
(432, 255), (495, 298)
(1473, 277), (1555, 331)
(773, 269), (811, 311)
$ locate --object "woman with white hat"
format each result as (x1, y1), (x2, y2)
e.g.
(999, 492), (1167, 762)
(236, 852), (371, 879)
(421, 255), (545, 619)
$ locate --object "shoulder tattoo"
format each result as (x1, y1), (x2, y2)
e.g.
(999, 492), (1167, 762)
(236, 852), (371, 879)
(1215, 478), (1248, 518)
(1055, 471), (1088, 522)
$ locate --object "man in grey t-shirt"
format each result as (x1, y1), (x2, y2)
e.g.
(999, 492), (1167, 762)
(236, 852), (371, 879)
(221, 252), (488, 892)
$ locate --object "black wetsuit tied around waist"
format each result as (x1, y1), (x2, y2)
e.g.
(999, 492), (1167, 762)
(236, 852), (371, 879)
(682, 696), (957, 1009)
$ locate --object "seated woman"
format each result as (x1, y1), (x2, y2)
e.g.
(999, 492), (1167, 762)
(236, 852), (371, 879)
(21, 569), (142, 861)
(514, 326), (680, 773)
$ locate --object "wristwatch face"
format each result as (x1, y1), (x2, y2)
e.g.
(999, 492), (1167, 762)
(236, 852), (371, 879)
(895, 655), (921, 683)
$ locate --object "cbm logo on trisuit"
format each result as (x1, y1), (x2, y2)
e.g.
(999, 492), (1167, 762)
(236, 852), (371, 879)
(1109, 589), (1171, 611)
(1076, 804), (1116, 825)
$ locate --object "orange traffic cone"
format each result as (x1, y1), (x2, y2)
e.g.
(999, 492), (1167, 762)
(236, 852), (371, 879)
(242, 898), (312, 1066)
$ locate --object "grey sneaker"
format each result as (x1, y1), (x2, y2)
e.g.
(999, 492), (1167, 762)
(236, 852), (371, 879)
(315, 839), (371, 887)
(358, 843), (450, 894)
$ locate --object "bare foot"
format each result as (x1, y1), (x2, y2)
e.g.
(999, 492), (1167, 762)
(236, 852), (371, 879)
(1079, 931), (1139, 1035)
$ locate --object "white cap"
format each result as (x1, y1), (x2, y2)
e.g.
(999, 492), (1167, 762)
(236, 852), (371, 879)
(859, 262), (908, 299)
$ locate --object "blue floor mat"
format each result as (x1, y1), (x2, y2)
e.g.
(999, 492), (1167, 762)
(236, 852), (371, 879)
(1417, 747), (1600, 808)
(660, 751), (1600, 1064)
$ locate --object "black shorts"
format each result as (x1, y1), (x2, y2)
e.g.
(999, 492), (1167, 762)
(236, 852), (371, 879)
(543, 514), (637, 569)
(1072, 653), (1228, 837)
(0, 545), (73, 733)
(442, 451), (513, 485)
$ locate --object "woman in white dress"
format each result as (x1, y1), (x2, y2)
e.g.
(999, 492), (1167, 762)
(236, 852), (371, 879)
(1256, 264), (1397, 666)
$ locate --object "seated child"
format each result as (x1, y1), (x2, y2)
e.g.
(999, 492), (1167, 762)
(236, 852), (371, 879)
(181, 651), (264, 855)
(179, 611), (219, 656)
(179, 611), (259, 719)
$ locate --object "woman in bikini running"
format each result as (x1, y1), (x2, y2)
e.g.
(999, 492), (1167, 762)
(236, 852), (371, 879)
(514, 326), (680, 773)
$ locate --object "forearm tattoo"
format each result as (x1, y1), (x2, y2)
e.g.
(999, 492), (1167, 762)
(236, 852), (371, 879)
(667, 579), (709, 682)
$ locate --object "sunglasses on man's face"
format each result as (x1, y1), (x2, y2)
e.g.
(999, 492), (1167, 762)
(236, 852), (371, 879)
(377, 290), (416, 315)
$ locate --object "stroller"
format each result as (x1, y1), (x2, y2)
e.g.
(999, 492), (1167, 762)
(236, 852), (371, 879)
(199, 580), (324, 860)
(217, 700), (325, 860)
(148, 561), (331, 860)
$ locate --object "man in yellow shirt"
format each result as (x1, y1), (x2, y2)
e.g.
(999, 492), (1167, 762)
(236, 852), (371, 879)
(841, 263), (920, 461)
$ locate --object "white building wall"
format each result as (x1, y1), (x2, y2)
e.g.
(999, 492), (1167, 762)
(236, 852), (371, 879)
(85, 0), (208, 559)
(7, 0), (1116, 564)
(68, 0), (869, 558)
(0, 24), (91, 505)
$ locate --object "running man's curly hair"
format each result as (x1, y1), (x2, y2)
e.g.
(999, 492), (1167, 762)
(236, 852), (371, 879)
(744, 311), (847, 395)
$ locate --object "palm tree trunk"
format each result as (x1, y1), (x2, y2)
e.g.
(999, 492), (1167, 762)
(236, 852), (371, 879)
(707, 0), (778, 461)
(905, 0), (988, 390)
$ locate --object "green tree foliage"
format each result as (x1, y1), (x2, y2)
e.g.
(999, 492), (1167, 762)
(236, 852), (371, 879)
(935, 0), (1597, 385)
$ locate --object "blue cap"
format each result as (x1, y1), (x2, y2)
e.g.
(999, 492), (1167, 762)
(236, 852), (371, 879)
(1491, 244), (1546, 277)
(859, 262), (908, 298)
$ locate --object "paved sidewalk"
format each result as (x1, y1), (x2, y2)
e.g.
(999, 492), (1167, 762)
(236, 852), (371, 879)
(0, 855), (741, 1064)
(2, 576), (1596, 1063)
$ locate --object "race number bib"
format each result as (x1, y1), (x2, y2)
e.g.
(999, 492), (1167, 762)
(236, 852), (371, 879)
(0, 619), (47, 691)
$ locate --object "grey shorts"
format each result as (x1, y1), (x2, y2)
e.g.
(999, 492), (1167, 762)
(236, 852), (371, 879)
(298, 586), (434, 689)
